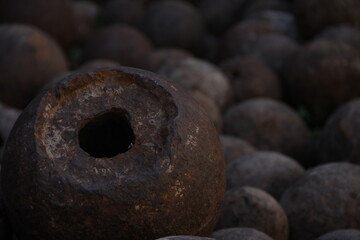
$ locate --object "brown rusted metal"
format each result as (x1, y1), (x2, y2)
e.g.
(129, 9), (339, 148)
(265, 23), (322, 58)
(1, 67), (225, 240)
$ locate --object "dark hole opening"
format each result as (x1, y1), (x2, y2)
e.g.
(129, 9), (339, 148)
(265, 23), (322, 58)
(0, 135), (3, 148)
(78, 110), (135, 158)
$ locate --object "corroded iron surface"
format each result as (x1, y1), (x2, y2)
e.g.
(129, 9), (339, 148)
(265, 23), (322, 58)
(1, 67), (225, 240)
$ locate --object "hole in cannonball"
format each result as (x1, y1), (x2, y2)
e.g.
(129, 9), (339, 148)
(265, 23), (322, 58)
(79, 109), (135, 158)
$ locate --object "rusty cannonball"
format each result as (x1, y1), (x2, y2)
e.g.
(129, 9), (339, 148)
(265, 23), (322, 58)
(158, 57), (231, 109)
(283, 40), (360, 110)
(316, 229), (360, 240)
(0, 24), (69, 109)
(82, 24), (153, 68)
(317, 99), (360, 164)
(0, 0), (77, 47)
(216, 187), (288, 240)
(212, 228), (274, 240)
(223, 98), (311, 165)
(294, 0), (360, 39)
(226, 151), (305, 199)
(1, 67), (226, 239)
(219, 135), (256, 164)
(141, 0), (204, 50)
(219, 57), (282, 103)
(280, 162), (360, 240)
(157, 236), (215, 240)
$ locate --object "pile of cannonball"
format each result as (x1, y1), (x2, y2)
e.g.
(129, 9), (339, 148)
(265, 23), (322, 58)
(0, 0), (360, 239)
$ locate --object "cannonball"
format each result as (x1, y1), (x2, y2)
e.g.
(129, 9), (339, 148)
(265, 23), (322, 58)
(242, 0), (291, 18)
(223, 98), (311, 165)
(158, 57), (231, 109)
(212, 228), (274, 240)
(294, 0), (360, 39)
(79, 59), (121, 70)
(280, 162), (360, 240)
(157, 236), (214, 240)
(315, 25), (360, 53)
(144, 48), (192, 72)
(223, 31), (300, 74)
(283, 40), (360, 110)
(219, 57), (281, 103)
(198, 0), (246, 35)
(244, 10), (298, 39)
(227, 151), (305, 199)
(317, 229), (360, 240)
(0, 0), (76, 47)
(82, 24), (153, 68)
(141, 0), (204, 50)
(101, 0), (144, 26)
(191, 91), (222, 132)
(0, 24), (68, 109)
(1, 67), (225, 239)
(219, 20), (278, 61)
(318, 99), (360, 164)
(220, 135), (256, 164)
(216, 187), (288, 240)
(72, 1), (99, 43)
(0, 103), (21, 163)
(196, 34), (219, 63)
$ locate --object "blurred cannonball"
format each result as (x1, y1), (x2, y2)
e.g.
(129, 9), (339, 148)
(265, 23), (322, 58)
(220, 135), (257, 164)
(294, 0), (360, 39)
(216, 186), (288, 240)
(191, 91), (222, 132)
(283, 39), (360, 110)
(212, 228), (274, 240)
(101, 0), (144, 26)
(144, 48), (192, 72)
(223, 98), (311, 165)
(242, 0), (291, 18)
(157, 236), (214, 240)
(0, 103), (21, 163)
(0, 0), (77, 48)
(317, 99), (360, 164)
(316, 229), (360, 240)
(141, 0), (204, 51)
(315, 25), (360, 53)
(72, 1), (99, 43)
(78, 59), (121, 70)
(198, 0), (246, 36)
(281, 162), (360, 240)
(219, 20), (278, 61)
(82, 24), (153, 68)
(0, 24), (68, 109)
(219, 57), (282, 103)
(245, 10), (298, 39)
(158, 57), (231, 109)
(226, 151), (305, 199)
